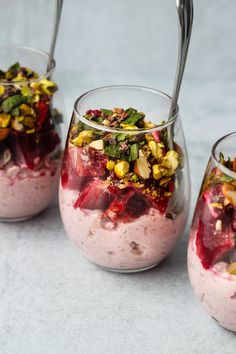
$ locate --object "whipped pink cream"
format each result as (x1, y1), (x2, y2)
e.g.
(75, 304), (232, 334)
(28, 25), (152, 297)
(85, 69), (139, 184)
(188, 233), (236, 332)
(60, 185), (187, 271)
(0, 159), (60, 220)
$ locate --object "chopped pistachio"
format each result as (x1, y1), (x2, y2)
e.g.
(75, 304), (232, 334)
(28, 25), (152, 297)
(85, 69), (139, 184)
(32, 94), (40, 103)
(164, 192), (172, 197)
(113, 108), (124, 114)
(14, 73), (24, 81)
(72, 130), (94, 146)
(227, 262), (236, 275)
(22, 116), (35, 128)
(145, 134), (154, 142)
(25, 128), (35, 134)
(11, 118), (24, 131)
(148, 140), (163, 159)
(0, 149), (11, 168)
(0, 85), (5, 95)
(210, 202), (223, 209)
(143, 121), (155, 129)
(0, 128), (10, 140)
(89, 139), (104, 150)
(157, 142), (165, 148)
(106, 160), (116, 171)
(120, 123), (138, 130)
(21, 86), (33, 97)
(134, 158), (150, 179)
(215, 219), (222, 231)
(159, 177), (171, 186)
(114, 161), (130, 179)
(165, 150), (179, 170)
(140, 145), (151, 158)
(0, 113), (11, 128)
(222, 183), (236, 207)
(223, 198), (231, 206)
(152, 164), (162, 180)
(102, 119), (110, 126)
(39, 79), (57, 95)
(30, 82), (41, 94)
(20, 104), (36, 117)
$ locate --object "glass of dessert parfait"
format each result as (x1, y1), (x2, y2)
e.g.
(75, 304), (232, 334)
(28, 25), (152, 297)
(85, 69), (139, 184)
(188, 132), (236, 332)
(60, 85), (190, 272)
(0, 46), (62, 221)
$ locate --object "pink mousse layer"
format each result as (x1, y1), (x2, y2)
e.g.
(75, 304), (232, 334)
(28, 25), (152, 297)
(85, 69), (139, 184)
(59, 185), (187, 270)
(0, 160), (60, 220)
(188, 232), (236, 332)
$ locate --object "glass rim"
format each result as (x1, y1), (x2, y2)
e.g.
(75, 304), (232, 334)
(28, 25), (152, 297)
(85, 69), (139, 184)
(0, 45), (56, 85)
(73, 85), (179, 134)
(211, 131), (236, 179)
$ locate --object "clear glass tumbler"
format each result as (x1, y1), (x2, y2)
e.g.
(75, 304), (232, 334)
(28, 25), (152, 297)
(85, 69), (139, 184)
(188, 132), (236, 332)
(0, 46), (63, 221)
(60, 85), (190, 272)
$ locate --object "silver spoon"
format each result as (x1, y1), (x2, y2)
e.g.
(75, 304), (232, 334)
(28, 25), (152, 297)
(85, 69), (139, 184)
(47, 0), (64, 72)
(169, 0), (193, 119)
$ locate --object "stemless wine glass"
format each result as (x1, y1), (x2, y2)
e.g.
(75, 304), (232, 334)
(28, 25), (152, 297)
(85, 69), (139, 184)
(0, 46), (63, 221)
(60, 85), (190, 272)
(188, 132), (236, 332)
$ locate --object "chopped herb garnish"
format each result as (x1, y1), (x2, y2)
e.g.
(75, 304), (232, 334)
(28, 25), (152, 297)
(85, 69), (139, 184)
(101, 108), (113, 116)
(1, 95), (28, 113)
(8, 62), (20, 76)
(129, 143), (139, 161)
(220, 174), (235, 183)
(116, 133), (127, 142)
(122, 112), (145, 125)
(219, 152), (224, 164)
(104, 144), (122, 159)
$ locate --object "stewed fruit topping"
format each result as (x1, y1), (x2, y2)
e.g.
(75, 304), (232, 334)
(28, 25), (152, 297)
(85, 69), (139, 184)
(62, 107), (184, 223)
(0, 63), (61, 169)
(195, 152), (236, 270)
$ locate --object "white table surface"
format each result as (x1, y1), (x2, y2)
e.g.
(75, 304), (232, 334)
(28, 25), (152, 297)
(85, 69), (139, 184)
(0, 75), (236, 354)
(1, 0), (236, 353)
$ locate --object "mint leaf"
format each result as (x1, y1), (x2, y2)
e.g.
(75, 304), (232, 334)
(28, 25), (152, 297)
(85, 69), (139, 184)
(219, 152), (224, 164)
(220, 174), (235, 183)
(122, 112), (145, 125)
(129, 143), (139, 161)
(11, 107), (20, 116)
(125, 107), (137, 116)
(101, 108), (113, 116)
(1, 95), (27, 113)
(97, 117), (103, 124)
(104, 145), (121, 159)
(116, 133), (127, 142)
(8, 62), (20, 75)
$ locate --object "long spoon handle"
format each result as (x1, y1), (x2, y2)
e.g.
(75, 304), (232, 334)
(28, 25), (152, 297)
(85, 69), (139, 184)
(169, 0), (193, 119)
(47, 0), (64, 72)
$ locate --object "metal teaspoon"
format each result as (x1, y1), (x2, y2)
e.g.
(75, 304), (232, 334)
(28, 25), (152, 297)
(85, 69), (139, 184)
(169, 0), (193, 120)
(47, 0), (64, 72)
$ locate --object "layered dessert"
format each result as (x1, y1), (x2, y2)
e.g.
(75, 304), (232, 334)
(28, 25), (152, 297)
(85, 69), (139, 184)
(188, 155), (236, 331)
(0, 63), (61, 220)
(60, 107), (188, 271)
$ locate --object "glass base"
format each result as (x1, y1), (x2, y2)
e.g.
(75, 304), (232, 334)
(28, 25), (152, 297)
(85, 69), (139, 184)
(0, 215), (34, 223)
(98, 263), (158, 273)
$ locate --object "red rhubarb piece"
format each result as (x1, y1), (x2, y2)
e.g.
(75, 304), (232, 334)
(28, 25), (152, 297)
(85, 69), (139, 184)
(104, 189), (150, 222)
(73, 179), (114, 211)
(68, 146), (108, 177)
(152, 130), (161, 143)
(196, 219), (235, 269)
